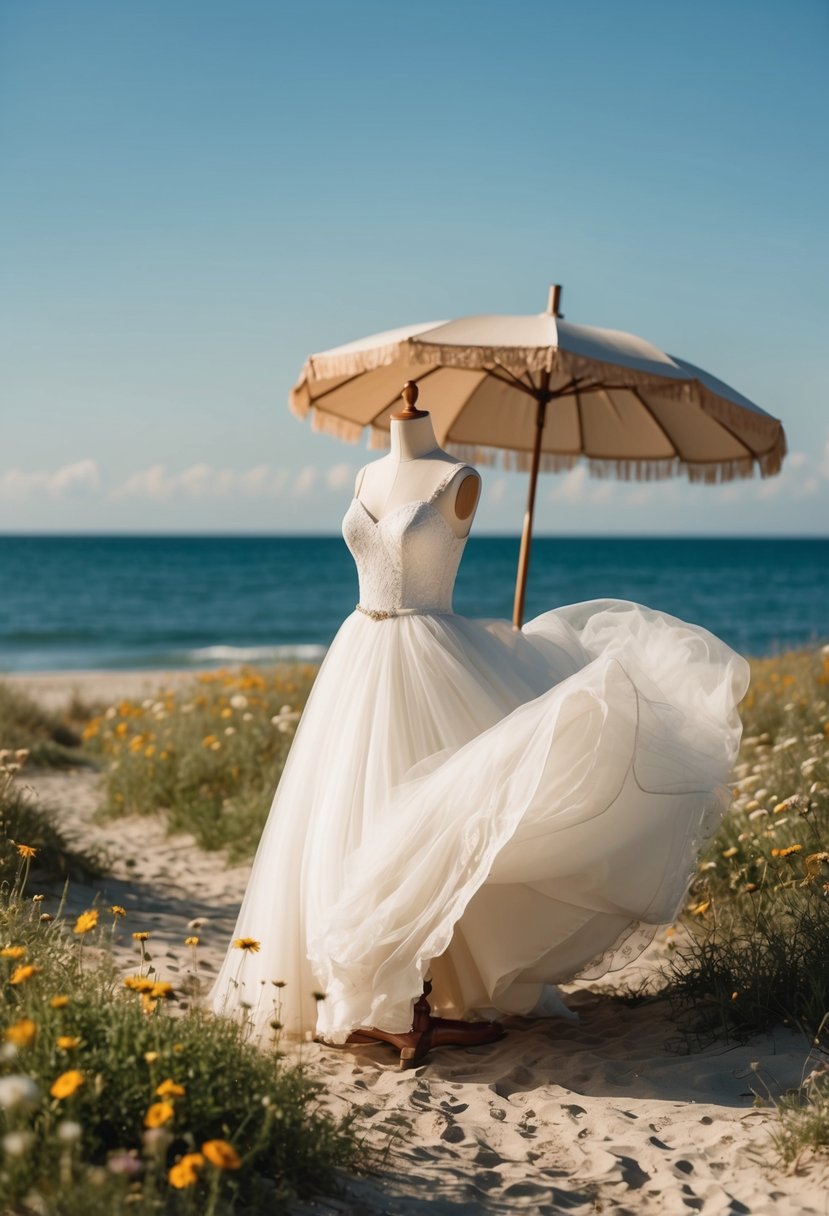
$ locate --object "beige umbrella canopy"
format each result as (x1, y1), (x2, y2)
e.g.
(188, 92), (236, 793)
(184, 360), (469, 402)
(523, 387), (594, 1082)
(290, 286), (787, 627)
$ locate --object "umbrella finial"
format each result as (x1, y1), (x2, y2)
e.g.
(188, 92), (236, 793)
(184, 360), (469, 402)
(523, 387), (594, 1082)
(547, 284), (563, 317)
(393, 380), (428, 420)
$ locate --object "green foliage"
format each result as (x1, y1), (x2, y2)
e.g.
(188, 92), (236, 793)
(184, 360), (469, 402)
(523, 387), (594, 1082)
(0, 682), (92, 770)
(0, 860), (363, 1214)
(83, 665), (317, 861)
(664, 646), (829, 1162)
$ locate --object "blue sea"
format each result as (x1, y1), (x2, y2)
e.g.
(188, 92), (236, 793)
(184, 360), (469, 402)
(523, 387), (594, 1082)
(0, 535), (826, 672)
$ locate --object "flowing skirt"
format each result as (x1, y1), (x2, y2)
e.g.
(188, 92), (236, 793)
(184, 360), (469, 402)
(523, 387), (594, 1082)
(208, 600), (749, 1043)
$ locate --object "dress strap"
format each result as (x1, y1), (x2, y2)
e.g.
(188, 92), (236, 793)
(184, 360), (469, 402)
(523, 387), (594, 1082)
(427, 462), (472, 504)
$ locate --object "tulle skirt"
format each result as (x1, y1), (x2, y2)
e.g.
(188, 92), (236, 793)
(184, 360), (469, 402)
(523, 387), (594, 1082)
(208, 600), (749, 1043)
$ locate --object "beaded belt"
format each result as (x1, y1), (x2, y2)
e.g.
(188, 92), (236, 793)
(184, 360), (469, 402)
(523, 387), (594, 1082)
(356, 604), (431, 621)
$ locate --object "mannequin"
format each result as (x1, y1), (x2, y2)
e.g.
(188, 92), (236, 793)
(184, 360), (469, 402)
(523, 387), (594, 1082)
(354, 382), (481, 536)
(340, 383), (505, 1066)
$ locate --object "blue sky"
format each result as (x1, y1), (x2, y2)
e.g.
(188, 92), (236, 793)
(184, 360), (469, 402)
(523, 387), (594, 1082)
(2, 0), (827, 534)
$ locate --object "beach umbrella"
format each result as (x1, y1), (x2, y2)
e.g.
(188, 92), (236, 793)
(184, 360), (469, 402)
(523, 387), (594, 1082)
(289, 286), (787, 627)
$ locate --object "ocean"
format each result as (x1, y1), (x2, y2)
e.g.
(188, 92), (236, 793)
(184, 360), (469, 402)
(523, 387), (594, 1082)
(0, 534), (826, 672)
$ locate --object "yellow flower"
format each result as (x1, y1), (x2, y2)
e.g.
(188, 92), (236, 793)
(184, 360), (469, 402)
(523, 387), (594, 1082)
(690, 900), (711, 917)
(141, 994), (158, 1015)
(201, 734), (219, 748)
(184, 936), (199, 947)
(168, 1152), (204, 1188)
(771, 844), (803, 858)
(10, 964), (39, 985)
(722, 847), (738, 859)
(57, 1035), (81, 1050)
(132, 931), (151, 942)
(73, 909), (99, 935)
(150, 981), (174, 1000)
(110, 905), (127, 918)
(144, 1100), (175, 1128)
(155, 1078), (185, 1097)
(202, 1139), (242, 1169)
(15, 844), (37, 860)
(51, 1070), (84, 1099)
(5, 1018), (37, 1047)
(144, 1051), (159, 1064)
(124, 975), (155, 993)
(731, 991), (740, 1000)
(144, 745), (156, 758)
(1, 945), (26, 960)
(233, 937), (260, 953)
(50, 995), (70, 1009)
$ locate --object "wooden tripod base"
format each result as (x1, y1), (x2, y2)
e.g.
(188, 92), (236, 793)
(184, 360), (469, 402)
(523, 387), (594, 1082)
(344, 980), (506, 1068)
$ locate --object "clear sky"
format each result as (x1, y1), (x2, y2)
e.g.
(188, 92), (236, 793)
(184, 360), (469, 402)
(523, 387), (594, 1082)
(2, 0), (827, 535)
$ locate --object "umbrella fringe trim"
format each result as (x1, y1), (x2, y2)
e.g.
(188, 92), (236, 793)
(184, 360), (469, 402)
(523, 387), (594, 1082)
(293, 348), (784, 444)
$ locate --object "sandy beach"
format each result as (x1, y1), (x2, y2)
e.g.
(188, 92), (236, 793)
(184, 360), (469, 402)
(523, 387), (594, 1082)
(8, 667), (828, 1216)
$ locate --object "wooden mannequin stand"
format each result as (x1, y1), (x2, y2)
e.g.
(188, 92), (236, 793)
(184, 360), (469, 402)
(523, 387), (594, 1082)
(346, 980), (506, 1068)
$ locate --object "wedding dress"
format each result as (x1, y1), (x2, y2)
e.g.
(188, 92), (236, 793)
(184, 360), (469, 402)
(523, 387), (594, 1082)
(208, 462), (748, 1045)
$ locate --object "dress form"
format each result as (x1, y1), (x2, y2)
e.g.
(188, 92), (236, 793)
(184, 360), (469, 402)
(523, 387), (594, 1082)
(354, 383), (481, 538)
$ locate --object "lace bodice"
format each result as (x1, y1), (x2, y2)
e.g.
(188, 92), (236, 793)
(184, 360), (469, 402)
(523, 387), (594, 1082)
(341, 463), (472, 617)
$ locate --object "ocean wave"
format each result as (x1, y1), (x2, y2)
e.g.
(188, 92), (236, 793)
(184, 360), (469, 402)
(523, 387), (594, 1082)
(185, 644), (327, 664)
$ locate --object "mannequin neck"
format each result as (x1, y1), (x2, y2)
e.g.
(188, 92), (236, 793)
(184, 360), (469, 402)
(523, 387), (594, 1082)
(390, 413), (441, 461)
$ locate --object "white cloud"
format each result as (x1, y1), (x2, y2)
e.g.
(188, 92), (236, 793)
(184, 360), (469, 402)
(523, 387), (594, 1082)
(293, 466), (317, 496)
(325, 462), (354, 491)
(551, 466), (588, 503)
(789, 451), (807, 468)
(0, 459), (102, 500)
(111, 463), (296, 501)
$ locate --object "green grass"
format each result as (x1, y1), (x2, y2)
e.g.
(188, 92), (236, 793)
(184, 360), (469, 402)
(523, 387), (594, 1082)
(0, 807), (365, 1215)
(0, 682), (95, 770)
(82, 665), (318, 862)
(1, 764), (106, 888)
(661, 645), (829, 1163)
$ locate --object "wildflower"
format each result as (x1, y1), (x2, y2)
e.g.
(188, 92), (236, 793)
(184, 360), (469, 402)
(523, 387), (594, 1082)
(690, 900), (711, 916)
(40, 913), (54, 923)
(32, 894), (44, 903)
(51, 1070), (84, 1099)
(5, 1019), (37, 1048)
(107, 1152), (144, 1179)
(229, 694), (248, 710)
(0, 1075), (40, 1111)
(144, 1051), (159, 1064)
(15, 844), (37, 860)
(57, 1036), (81, 1051)
(56, 1120), (82, 1143)
(10, 964), (39, 985)
(2, 1130), (33, 1157)
(187, 917), (206, 930)
(155, 1078), (185, 1097)
(144, 1101), (175, 1128)
(124, 975), (155, 993)
(110, 905), (127, 917)
(141, 995), (158, 1014)
(168, 1152), (205, 1188)
(202, 1139), (242, 1169)
(132, 931), (151, 942)
(233, 937), (261, 953)
(722, 847), (738, 859)
(150, 981), (174, 999)
(1, 946), (26, 960)
(731, 992), (739, 1001)
(771, 844), (802, 858)
(184, 935), (199, 947)
(201, 734), (220, 748)
(73, 909), (99, 935)
(50, 995), (70, 1009)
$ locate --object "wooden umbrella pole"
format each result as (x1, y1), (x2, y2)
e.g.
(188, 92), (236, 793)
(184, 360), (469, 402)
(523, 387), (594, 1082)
(512, 392), (548, 630)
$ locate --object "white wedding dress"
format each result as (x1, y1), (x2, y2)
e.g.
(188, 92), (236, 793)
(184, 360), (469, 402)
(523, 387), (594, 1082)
(209, 462), (749, 1044)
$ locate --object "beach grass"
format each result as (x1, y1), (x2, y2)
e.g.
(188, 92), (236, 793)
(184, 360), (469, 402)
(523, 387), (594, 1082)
(663, 646), (829, 1161)
(0, 763), (364, 1214)
(80, 664), (318, 861)
(0, 683), (92, 771)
